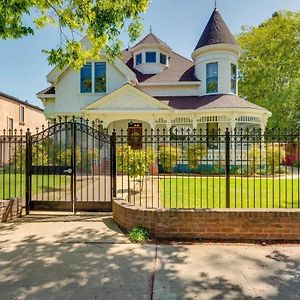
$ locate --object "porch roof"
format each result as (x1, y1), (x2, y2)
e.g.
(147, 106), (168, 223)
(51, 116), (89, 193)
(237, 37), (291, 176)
(155, 94), (270, 112)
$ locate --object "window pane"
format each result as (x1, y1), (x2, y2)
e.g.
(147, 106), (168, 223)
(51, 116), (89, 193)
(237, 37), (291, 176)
(8, 118), (13, 132)
(231, 64), (237, 94)
(20, 106), (24, 123)
(160, 53), (167, 64)
(146, 52), (156, 63)
(206, 63), (218, 93)
(95, 62), (106, 93)
(136, 54), (142, 65)
(80, 63), (92, 93)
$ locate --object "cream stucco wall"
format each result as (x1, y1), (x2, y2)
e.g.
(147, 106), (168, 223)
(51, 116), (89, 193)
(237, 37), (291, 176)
(0, 95), (46, 132)
(52, 60), (128, 114)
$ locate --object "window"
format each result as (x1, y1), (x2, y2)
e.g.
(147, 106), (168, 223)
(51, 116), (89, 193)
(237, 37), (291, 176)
(19, 106), (25, 124)
(206, 62), (218, 94)
(80, 63), (92, 93)
(146, 52), (156, 63)
(95, 62), (106, 93)
(231, 64), (237, 94)
(80, 62), (107, 93)
(8, 118), (13, 133)
(135, 53), (142, 65)
(160, 53), (167, 65)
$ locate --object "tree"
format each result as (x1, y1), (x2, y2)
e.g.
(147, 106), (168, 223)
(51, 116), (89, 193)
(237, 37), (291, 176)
(158, 145), (180, 173)
(0, 0), (150, 69)
(237, 11), (300, 128)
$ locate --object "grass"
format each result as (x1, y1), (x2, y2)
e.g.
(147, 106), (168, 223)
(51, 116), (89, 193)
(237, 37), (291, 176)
(128, 226), (149, 243)
(0, 173), (71, 200)
(160, 177), (300, 209)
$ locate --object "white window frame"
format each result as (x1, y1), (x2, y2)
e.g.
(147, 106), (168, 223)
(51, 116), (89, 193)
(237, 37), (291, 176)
(19, 105), (25, 124)
(79, 62), (107, 94)
(8, 117), (13, 133)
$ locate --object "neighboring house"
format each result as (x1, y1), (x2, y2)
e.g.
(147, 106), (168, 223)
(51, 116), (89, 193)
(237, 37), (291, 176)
(0, 91), (46, 165)
(38, 8), (271, 138)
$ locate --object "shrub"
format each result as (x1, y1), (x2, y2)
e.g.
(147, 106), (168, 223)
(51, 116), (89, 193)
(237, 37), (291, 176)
(266, 144), (286, 173)
(116, 145), (155, 178)
(128, 226), (149, 243)
(186, 144), (207, 170)
(158, 145), (180, 173)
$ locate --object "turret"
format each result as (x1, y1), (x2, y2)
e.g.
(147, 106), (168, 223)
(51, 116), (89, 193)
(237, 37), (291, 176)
(192, 8), (241, 96)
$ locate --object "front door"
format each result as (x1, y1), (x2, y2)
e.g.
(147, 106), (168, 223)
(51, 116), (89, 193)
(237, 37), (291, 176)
(127, 122), (142, 150)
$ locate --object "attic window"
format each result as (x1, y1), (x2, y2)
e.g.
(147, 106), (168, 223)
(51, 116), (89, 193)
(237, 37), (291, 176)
(160, 53), (167, 65)
(146, 52), (156, 63)
(136, 53), (142, 65)
(80, 63), (92, 93)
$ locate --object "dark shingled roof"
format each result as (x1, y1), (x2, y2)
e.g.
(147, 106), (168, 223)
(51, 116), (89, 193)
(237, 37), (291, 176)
(0, 91), (44, 111)
(155, 94), (269, 111)
(37, 86), (56, 95)
(194, 8), (237, 51)
(132, 32), (170, 49)
(122, 48), (199, 83)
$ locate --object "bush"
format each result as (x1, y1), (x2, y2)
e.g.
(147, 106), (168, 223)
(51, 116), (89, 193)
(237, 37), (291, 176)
(293, 160), (300, 168)
(116, 145), (155, 178)
(128, 226), (149, 243)
(158, 145), (181, 173)
(186, 144), (207, 170)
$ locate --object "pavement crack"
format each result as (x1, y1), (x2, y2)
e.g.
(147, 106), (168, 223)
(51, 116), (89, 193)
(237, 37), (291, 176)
(148, 244), (158, 300)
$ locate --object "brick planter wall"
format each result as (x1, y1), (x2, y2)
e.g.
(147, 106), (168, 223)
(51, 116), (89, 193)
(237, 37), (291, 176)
(0, 198), (24, 223)
(113, 199), (300, 241)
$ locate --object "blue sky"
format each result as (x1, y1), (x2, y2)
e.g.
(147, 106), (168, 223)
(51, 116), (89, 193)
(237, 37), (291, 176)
(1, 0), (300, 108)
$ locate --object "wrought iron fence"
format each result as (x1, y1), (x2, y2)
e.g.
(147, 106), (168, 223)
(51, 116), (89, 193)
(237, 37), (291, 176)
(115, 128), (300, 209)
(1, 122), (300, 211)
(0, 118), (112, 213)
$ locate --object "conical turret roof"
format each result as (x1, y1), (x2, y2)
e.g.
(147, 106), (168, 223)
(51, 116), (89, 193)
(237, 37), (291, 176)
(194, 8), (237, 51)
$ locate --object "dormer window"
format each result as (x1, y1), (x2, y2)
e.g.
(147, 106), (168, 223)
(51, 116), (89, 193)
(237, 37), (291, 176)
(206, 62), (218, 94)
(146, 52), (156, 63)
(136, 53), (142, 65)
(160, 53), (167, 65)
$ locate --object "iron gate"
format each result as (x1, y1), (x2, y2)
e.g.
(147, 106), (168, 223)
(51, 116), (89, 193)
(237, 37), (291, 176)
(26, 121), (113, 212)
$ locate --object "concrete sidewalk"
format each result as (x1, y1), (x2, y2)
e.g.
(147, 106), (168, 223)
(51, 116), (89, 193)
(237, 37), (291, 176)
(0, 214), (300, 300)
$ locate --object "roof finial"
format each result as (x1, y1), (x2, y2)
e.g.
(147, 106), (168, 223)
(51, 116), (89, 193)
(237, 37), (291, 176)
(150, 25), (152, 33)
(214, 0), (217, 9)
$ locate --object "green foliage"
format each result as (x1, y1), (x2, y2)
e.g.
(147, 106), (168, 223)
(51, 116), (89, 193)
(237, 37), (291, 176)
(0, 0), (150, 69)
(116, 145), (154, 178)
(128, 226), (149, 243)
(186, 144), (207, 170)
(237, 11), (300, 128)
(248, 144), (286, 174)
(11, 144), (48, 172)
(158, 145), (180, 173)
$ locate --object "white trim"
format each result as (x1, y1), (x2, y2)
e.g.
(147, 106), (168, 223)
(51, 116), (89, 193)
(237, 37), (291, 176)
(81, 84), (172, 111)
(138, 81), (201, 86)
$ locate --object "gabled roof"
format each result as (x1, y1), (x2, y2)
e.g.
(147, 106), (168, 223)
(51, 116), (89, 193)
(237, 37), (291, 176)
(37, 86), (55, 95)
(122, 48), (199, 83)
(132, 32), (171, 50)
(82, 84), (172, 111)
(155, 94), (270, 112)
(0, 91), (44, 111)
(194, 8), (237, 51)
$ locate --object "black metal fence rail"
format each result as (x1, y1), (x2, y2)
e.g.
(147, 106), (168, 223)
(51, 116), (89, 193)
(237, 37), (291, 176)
(115, 128), (300, 209)
(1, 118), (112, 213)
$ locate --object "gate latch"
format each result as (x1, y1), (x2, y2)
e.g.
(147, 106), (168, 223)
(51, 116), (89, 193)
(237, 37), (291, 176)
(64, 168), (73, 174)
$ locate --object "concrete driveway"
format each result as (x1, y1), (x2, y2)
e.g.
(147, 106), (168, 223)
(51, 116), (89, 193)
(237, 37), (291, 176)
(0, 214), (300, 300)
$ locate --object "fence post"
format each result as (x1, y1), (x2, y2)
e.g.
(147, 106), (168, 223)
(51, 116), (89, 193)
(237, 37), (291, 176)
(110, 130), (117, 199)
(25, 129), (32, 215)
(225, 128), (230, 208)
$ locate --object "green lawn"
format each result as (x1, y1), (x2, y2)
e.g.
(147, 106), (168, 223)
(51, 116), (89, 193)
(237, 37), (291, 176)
(0, 173), (71, 200)
(160, 177), (300, 209)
